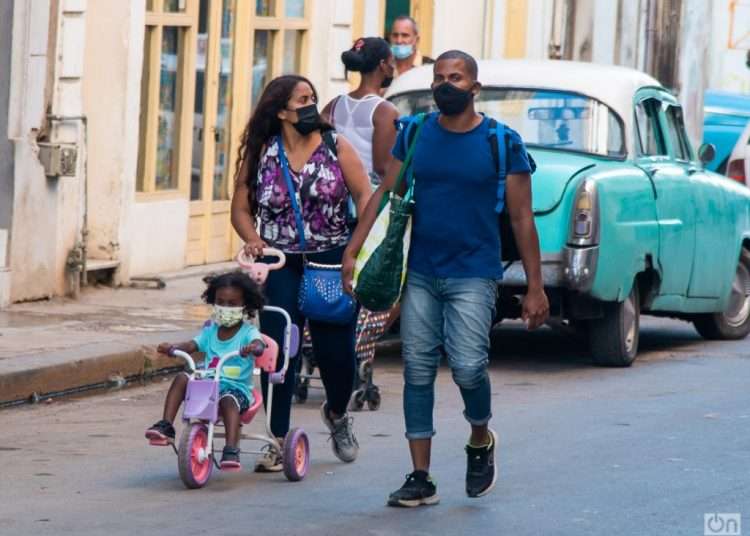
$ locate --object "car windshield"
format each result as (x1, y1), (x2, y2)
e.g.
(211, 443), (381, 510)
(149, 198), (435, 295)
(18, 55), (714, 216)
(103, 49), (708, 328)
(390, 88), (626, 157)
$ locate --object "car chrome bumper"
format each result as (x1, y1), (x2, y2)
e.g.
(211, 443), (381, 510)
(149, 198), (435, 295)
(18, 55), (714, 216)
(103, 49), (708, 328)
(501, 246), (599, 292)
(501, 253), (565, 287)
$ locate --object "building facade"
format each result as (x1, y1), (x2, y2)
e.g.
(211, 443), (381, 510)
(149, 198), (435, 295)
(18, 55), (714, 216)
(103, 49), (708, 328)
(1, 0), (748, 306)
(1, 0), (390, 305)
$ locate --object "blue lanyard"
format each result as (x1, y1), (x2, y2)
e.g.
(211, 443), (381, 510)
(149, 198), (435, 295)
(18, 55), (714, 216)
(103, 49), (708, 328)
(276, 136), (307, 251)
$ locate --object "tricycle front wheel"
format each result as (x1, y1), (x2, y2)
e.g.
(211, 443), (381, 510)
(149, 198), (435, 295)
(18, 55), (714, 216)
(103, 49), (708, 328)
(282, 428), (310, 482)
(177, 423), (213, 489)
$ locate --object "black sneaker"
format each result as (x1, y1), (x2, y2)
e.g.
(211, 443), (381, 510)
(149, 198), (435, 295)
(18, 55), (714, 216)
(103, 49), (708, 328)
(465, 428), (498, 498)
(220, 446), (241, 471)
(387, 470), (440, 507)
(145, 419), (175, 444)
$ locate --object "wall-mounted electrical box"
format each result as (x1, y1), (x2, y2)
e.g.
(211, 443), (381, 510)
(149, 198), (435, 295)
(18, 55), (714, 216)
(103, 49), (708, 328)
(38, 143), (78, 177)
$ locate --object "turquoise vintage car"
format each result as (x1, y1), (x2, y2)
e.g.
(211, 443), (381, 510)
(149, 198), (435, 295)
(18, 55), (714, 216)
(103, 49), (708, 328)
(386, 59), (750, 367)
(703, 89), (750, 174)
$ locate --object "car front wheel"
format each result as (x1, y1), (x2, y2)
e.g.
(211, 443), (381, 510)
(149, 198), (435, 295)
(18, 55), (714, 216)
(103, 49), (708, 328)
(693, 250), (750, 340)
(588, 281), (640, 367)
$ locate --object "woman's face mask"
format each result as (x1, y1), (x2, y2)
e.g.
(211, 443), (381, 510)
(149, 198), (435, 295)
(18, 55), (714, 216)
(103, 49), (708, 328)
(381, 60), (396, 88)
(213, 305), (244, 327)
(287, 103), (321, 136)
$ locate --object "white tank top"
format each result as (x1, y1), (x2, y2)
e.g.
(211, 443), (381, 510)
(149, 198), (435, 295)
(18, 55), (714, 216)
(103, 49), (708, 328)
(332, 94), (385, 177)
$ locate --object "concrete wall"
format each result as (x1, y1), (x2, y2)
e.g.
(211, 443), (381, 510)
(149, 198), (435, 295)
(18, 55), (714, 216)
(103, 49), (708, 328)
(308, 0), (352, 106)
(677, 0), (711, 147)
(526, 0), (554, 60)
(82, 0), (142, 283)
(128, 199), (190, 276)
(8, 0), (90, 302)
(0, 1), (13, 306)
(0, 1), (14, 232)
(8, 0), (57, 301)
(710, 0), (750, 93)
(432, 0), (486, 59)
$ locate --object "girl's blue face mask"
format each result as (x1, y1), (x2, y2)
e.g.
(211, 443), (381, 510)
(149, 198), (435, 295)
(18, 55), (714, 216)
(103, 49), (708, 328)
(391, 44), (414, 60)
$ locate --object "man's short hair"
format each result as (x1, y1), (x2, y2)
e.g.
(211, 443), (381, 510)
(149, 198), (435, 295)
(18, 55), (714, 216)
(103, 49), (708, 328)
(435, 50), (478, 80)
(392, 15), (419, 35)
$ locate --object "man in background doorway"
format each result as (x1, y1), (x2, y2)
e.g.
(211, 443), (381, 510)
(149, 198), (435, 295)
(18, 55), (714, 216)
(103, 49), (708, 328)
(390, 15), (434, 77)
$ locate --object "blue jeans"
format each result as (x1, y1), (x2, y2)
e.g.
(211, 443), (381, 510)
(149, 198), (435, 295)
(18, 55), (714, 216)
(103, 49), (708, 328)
(400, 271), (497, 439)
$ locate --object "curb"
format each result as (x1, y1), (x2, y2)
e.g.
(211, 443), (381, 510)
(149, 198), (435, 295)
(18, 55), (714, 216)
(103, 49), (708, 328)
(0, 336), (402, 409)
(0, 346), (180, 407)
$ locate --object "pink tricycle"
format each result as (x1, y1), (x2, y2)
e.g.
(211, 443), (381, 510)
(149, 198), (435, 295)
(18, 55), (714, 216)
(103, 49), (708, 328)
(163, 248), (308, 489)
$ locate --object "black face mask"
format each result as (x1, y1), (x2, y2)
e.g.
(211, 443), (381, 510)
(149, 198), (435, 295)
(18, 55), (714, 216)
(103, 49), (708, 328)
(432, 82), (474, 116)
(381, 75), (394, 89)
(289, 104), (320, 135)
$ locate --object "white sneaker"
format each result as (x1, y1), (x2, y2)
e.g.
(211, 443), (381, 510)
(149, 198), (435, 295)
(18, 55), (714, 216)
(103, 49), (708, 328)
(254, 445), (282, 473)
(320, 401), (359, 463)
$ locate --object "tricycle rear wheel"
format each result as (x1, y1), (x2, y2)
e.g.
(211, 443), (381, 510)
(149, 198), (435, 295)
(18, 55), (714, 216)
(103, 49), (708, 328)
(282, 428), (310, 482)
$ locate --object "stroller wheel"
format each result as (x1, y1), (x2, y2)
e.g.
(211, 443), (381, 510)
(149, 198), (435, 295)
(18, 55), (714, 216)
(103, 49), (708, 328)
(294, 382), (308, 404)
(366, 389), (381, 411)
(358, 360), (373, 382)
(283, 428), (310, 481)
(349, 389), (366, 412)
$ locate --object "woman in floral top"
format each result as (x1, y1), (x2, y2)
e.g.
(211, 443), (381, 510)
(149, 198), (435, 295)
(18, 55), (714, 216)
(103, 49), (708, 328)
(231, 75), (371, 472)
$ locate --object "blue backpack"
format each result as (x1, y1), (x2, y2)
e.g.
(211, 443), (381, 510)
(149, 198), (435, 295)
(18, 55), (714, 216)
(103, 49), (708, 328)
(400, 113), (521, 263)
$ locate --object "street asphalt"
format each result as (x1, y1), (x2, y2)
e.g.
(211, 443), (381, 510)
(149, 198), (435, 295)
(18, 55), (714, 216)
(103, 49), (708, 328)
(0, 316), (747, 536)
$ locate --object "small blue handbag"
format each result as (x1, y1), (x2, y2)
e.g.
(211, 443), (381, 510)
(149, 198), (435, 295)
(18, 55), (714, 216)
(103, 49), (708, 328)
(277, 136), (357, 325)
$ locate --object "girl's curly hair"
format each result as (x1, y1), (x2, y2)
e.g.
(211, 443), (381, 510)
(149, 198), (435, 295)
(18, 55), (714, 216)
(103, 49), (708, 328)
(201, 271), (265, 318)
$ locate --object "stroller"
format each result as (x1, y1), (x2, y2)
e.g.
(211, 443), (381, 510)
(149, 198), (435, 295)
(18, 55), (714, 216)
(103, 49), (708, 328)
(293, 323), (319, 404)
(294, 308), (389, 412)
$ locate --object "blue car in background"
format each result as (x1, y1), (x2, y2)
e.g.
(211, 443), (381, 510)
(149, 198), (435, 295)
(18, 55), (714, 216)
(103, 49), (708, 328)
(703, 90), (750, 173)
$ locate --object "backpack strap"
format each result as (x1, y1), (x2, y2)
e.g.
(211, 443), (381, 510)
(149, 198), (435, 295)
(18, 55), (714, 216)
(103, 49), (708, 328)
(404, 111), (436, 147)
(378, 113), (427, 212)
(321, 129), (338, 158)
(487, 118), (522, 266)
(487, 118), (507, 213)
(394, 112), (427, 191)
(329, 95), (341, 127)
(319, 128), (356, 228)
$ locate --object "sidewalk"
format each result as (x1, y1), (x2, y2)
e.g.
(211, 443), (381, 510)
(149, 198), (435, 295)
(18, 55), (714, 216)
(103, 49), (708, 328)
(0, 262), (402, 407)
(0, 263), (236, 405)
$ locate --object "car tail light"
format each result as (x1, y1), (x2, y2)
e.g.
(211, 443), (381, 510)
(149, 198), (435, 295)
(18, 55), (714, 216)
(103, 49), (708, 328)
(568, 180), (599, 246)
(727, 159), (746, 184)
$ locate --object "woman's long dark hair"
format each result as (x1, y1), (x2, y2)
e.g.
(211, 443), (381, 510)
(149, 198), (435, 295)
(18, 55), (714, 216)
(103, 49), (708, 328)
(234, 75), (320, 216)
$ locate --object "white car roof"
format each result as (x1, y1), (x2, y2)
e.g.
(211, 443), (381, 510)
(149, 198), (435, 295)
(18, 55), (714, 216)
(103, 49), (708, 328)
(386, 59), (664, 156)
(386, 59), (662, 123)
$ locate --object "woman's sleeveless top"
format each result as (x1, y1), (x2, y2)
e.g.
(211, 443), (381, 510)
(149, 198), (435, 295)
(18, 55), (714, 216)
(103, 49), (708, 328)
(255, 136), (349, 253)
(332, 94), (385, 179)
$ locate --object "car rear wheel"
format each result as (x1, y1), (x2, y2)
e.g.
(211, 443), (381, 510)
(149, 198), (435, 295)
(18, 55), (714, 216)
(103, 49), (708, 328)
(588, 281), (640, 367)
(693, 250), (750, 340)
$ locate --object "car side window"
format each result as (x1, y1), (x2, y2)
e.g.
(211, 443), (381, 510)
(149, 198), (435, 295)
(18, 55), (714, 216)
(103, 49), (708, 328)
(635, 99), (666, 157)
(664, 105), (691, 161)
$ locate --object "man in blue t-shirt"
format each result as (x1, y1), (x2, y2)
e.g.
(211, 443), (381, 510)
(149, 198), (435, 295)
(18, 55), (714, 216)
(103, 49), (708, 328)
(343, 50), (549, 507)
